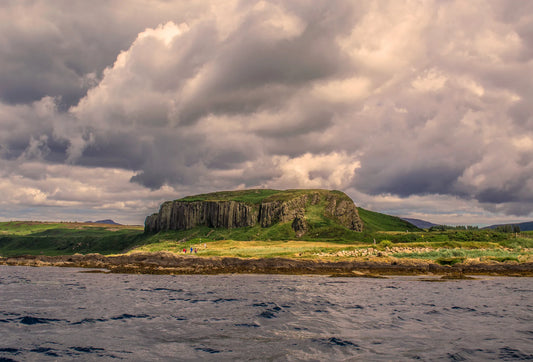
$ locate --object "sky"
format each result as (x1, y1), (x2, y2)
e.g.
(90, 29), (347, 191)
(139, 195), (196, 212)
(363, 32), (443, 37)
(0, 0), (532, 226)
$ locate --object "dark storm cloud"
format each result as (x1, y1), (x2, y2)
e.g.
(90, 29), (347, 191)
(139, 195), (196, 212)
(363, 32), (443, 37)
(175, 5), (354, 125)
(1, 0), (532, 223)
(358, 165), (464, 197)
(0, 0), (207, 107)
(66, 2), (358, 184)
(0, 2), (119, 106)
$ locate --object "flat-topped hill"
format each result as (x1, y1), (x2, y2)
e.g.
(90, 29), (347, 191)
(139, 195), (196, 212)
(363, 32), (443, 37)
(145, 189), (363, 236)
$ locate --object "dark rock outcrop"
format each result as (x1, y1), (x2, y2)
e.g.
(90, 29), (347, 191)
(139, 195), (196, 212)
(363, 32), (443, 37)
(291, 214), (308, 238)
(145, 201), (258, 232)
(145, 189), (363, 235)
(3, 253), (532, 276)
(258, 194), (309, 227)
(324, 194), (362, 231)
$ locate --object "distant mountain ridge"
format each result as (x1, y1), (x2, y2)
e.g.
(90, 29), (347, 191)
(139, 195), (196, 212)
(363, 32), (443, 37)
(400, 218), (438, 229)
(85, 219), (121, 225)
(400, 218), (533, 231)
(484, 221), (533, 232)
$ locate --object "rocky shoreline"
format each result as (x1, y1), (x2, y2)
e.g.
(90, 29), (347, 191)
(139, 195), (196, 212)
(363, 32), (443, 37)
(1, 252), (532, 277)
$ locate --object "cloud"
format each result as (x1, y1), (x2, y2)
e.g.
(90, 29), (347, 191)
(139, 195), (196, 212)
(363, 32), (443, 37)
(0, 160), (182, 224)
(0, 0), (532, 224)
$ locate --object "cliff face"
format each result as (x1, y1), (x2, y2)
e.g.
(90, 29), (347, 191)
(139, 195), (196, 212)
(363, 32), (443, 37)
(145, 189), (363, 235)
(145, 201), (258, 232)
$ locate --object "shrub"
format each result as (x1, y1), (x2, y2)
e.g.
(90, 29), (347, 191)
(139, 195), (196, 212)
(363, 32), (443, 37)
(436, 257), (465, 265)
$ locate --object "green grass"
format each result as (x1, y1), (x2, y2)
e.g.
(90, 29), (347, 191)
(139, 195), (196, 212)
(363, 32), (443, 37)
(132, 239), (358, 259)
(1, 217), (532, 263)
(393, 248), (526, 262)
(357, 207), (420, 233)
(0, 221), (73, 235)
(177, 188), (350, 205)
(178, 189), (283, 204)
(0, 222), (144, 256)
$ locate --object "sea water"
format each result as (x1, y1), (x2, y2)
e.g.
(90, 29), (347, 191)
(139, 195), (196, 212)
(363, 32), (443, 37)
(0, 265), (532, 361)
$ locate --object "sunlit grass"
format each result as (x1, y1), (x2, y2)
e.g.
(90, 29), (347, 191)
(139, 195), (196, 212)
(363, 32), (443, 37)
(1, 220), (532, 265)
(130, 239), (358, 259)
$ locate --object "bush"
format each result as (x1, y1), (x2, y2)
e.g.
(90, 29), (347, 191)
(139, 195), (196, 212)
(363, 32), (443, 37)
(379, 240), (392, 248)
(436, 257), (465, 265)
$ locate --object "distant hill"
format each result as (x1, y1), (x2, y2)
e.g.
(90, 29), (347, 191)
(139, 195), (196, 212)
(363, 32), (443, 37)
(484, 221), (533, 232)
(85, 219), (121, 225)
(400, 218), (438, 229)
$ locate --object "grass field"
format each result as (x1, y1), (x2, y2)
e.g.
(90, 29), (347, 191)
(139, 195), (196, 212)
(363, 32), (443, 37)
(129, 237), (532, 264)
(357, 207), (420, 233)
(132, 239), (355, 259)
(0, 221), (144, 256)
(177, 188), (352, 205)
(1, 220), (532, 265)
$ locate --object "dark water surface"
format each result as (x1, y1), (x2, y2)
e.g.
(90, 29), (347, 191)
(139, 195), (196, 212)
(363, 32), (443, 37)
(1, 266), (532, 361)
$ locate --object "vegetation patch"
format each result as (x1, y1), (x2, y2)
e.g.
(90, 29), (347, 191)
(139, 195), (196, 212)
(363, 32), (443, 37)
(357, 208), (420, 233)
(178, 189), (281, 205)
(1, 216), (532, 266)
(435, 257), (466, 266)
(0, 222), (144, 256)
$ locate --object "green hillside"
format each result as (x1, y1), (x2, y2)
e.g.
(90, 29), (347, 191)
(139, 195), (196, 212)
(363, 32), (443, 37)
(2, 222), (532, 261)
(0, 191), (429, 257)
(0, 221), (144, 256)
(0, 204), (417, 257)
(179, 190), (419, 234)
(357, 207), (420, 233)
(177, 188), (351, 205)
(178, 188), (282, 204)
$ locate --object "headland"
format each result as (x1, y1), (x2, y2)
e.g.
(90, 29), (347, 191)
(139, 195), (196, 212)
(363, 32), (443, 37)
(1, 189), (532, 277)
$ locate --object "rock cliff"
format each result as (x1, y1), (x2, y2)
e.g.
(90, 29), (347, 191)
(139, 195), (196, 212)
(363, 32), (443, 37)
(145, 189), (363, 235)
(145, 200), (258, 232)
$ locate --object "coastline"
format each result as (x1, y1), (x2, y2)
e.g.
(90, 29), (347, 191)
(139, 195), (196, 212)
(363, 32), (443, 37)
(1, 252), (532, 277)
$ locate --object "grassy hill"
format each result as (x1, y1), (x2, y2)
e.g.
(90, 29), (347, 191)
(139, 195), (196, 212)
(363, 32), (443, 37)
(0, 203), (421, 256)
(0, 221), (144, 256)
(2, 189), (530, 262)
(147, 189), (362, 236)
(485, 221), (533, 232)
(1, 220), (532, 264)
(357, 208), (420, 233)
(177, 188), (352, 204)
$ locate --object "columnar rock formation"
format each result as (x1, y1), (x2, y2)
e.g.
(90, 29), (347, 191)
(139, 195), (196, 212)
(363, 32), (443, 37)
(145, 201), (257, 232)
(145, 189), (363, 235)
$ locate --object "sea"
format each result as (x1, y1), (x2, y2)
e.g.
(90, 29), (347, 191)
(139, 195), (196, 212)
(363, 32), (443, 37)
(0, 266), (532, 361)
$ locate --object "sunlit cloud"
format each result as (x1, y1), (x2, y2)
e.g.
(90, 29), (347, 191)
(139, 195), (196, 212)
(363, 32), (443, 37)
(0, 0), (532, 225)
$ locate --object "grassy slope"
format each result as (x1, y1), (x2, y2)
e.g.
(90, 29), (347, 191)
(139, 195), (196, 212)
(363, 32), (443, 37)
(177, 189), (352, 205)
(0, 222), (144, 256)
(357, 207), (420, 233)
(178, 189), (285, 204)
(2, 208), (532, 264)
(125, 233), (533, 263)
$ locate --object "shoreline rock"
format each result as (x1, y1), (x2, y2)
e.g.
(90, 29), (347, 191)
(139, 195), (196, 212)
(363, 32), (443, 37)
(1, 253), (532, 277)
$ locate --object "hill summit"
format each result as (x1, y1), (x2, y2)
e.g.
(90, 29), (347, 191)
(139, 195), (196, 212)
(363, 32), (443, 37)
(145, 189), (363, 236)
